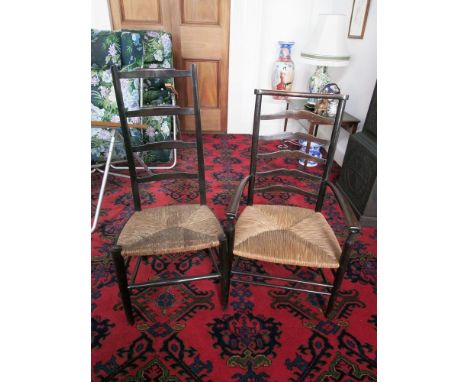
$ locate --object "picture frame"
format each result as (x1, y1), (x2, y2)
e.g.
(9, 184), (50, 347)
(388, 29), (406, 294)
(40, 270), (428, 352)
(348, 0), (371, 39)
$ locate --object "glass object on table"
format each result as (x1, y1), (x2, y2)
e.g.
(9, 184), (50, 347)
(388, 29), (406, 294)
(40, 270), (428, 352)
(323, 83), (341, 116)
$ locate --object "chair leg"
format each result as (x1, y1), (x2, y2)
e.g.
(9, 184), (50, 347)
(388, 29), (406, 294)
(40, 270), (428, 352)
(326, 236), (354, 319)
(221, 223), (235, 310)
(326, 267), (346, 319)
(111, 245), (134, 325)
(219, 234), (231, 310)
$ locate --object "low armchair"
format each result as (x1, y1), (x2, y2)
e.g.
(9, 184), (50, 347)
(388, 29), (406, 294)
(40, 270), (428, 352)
(223, 89), (361, 318)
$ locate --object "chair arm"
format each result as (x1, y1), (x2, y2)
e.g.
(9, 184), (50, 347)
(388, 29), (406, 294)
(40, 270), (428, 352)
(226, 175), (253, 220)
(326, 180), (361, 234)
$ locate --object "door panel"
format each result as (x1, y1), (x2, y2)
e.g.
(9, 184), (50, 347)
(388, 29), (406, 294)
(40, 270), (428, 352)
(182, 59), (221, 131)
(109, 0), (165, 29)
(184, 60), (219, 108)
(122, 0), (161, 23)
(180, 26), (222, 59)
(182, 0), (219, 24)
(108, 0), (230, 132)
(182, 110), (221, 132)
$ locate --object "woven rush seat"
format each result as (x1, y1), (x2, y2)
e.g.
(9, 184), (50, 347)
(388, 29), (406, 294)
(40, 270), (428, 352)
(233, 205), (341, 268)
(117, 204), (223, 256)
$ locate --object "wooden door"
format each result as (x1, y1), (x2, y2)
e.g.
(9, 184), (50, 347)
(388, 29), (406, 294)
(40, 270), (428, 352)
(108, 0), (230, 132)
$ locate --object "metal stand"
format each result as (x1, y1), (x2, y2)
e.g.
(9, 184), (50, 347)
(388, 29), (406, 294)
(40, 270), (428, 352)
(91, 128), (117, 233)
(91, 104), (179, 233)
(92, 81), (180, 233)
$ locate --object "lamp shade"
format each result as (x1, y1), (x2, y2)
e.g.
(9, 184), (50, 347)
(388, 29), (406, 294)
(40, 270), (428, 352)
(301, 14), (350, 67)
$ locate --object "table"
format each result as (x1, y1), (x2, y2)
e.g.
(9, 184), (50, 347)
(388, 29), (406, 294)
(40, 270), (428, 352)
(284, 98), (360, 135)
(283, 98), (360, 168)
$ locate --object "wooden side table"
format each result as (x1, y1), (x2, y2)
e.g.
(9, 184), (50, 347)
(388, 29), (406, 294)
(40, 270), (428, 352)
(284, 98), (360, 135)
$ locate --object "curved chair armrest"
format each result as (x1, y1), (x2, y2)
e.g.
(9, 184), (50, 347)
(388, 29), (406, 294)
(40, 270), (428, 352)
(226, 175), (253, 220)
(326, 180), (361, 234)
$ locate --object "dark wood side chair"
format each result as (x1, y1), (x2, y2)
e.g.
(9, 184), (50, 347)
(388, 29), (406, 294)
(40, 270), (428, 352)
(224, 89), (361, 318)
(110, 64), (228, 325)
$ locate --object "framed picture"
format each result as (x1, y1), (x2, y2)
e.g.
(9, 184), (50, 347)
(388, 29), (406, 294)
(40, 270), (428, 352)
(348, 0), (371, 39)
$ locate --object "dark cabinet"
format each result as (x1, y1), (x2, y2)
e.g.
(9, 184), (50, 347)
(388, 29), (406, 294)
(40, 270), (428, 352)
(337, 83), (377, 227)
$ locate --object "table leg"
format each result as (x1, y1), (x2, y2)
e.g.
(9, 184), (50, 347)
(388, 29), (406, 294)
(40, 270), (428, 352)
(277, 102), (290, 149)
(303, 122), (315, 169)
(283, 102), (290, 132)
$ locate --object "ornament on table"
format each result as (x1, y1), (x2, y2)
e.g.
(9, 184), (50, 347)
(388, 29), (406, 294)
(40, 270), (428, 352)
(314, 98), (328, 115)
(298, 139), (322, 167)
(322, 83), (341, 116)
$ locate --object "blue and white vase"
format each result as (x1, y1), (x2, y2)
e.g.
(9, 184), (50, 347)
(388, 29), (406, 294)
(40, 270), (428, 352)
(298, 139), (322, 167)
(307, 66), (330, 106)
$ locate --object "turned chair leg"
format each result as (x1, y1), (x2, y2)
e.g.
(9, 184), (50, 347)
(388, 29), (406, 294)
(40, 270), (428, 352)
(219, 234), (231, 310)
(326, 267), (346, 318)
(111, 245), (134, 325)
(326, 237), (354, 319)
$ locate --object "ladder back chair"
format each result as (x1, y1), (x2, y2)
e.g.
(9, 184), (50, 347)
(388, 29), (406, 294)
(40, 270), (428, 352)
(111, 64), (228, 325)
(224, 89), (361, 318)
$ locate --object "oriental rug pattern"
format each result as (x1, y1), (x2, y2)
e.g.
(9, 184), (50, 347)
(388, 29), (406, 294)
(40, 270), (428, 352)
(92, 134), (376, 381)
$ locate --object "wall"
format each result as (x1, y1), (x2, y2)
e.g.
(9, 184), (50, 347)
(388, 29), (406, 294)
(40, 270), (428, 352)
(91, 0), (111, 29)
(227, 0), (331, 136)
(228, 0), (377, 165)
(328, 0), (377, 163)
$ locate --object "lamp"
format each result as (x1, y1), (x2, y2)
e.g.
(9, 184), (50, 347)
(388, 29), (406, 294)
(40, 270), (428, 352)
(301, 14), (350, 108)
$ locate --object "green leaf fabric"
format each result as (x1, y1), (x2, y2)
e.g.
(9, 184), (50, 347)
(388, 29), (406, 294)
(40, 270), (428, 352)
(91, 29), (174, 164)
(91, 29), (122, 69)
(121, 31), (143, 70)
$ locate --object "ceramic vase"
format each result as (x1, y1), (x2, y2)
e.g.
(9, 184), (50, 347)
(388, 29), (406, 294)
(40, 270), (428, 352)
(307, 66), (330, 106)
(272, 41), (295, 100)
(298, 139), (322, 167)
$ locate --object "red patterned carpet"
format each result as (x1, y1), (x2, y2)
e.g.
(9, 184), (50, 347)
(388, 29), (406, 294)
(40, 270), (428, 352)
(91, 134), (377, 381)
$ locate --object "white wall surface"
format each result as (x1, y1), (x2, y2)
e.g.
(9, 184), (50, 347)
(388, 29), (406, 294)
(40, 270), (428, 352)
(227, 0), (332, 136)
(226, 0), (265, 135)
(91, 0), (111, 30)
(328, 0), (377, 163)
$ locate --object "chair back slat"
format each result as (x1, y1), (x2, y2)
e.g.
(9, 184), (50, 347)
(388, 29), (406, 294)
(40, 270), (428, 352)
(118, 68), (192, 79)
(257, 150), (326, 165)
(136, 172), (198, 184)
(132, 140), (196, 152)
(127, 106), (194, 118)
(247, 89), (348, 211)
(259, 131), (328, 146)
(260, 109), (333, 125)
(111, 64), (206, 211)
(254, 185), (318, 199)
(255, 88), (348, 100)
(256, 168), (322, 183)
(91, 121), (148, 129)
